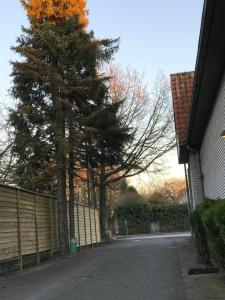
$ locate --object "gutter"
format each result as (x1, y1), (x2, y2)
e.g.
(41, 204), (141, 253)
(187, 0), (216, 146)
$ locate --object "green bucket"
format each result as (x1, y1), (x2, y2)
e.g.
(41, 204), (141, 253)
(70, 238), (77, 255)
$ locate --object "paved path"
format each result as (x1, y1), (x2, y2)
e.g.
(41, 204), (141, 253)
(0, 234), (189, 300)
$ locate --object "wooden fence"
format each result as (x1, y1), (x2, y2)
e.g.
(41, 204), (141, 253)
(74, 203), (101, 247)
(0, 184), (101, 267)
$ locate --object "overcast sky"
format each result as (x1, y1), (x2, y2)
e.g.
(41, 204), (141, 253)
(0, 0), (204, 188)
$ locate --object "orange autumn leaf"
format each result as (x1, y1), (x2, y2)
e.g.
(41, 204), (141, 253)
(20, 0), (88, 27)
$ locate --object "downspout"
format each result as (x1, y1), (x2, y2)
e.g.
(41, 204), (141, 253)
(184, 164), (192, 212)
(186, 145), (205, 198)
(187, 165), (194, 209)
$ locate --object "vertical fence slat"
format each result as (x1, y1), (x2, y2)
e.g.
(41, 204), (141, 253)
(34, 193), (40, 264)
(16, 189), (23, 270)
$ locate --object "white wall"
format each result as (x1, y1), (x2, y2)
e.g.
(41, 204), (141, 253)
(200, 72), (225, 199)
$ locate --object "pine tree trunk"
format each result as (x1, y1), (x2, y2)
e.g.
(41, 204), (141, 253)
(68, 116), (75, 242)
(69, 149), (75, 241)
(90, 167), (97, 207)
(56, 111), (69, 255)
(86, 152), (91, 206)
(99, 184), (108, 240)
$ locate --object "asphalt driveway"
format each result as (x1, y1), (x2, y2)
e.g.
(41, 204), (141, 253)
(0, 234), (189, 300)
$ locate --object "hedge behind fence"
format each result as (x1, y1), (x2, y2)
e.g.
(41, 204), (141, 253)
(116, 203), (190, 234)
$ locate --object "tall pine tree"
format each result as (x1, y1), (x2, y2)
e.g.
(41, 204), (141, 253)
(10, 14), (119, 251)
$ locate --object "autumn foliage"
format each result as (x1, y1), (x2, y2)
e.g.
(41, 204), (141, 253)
(20, 0), (88, 26)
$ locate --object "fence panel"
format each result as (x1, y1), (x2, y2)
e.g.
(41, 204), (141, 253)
(90, 209), (97, 243)
(0, 186), (18, 261)
(20, 191), (36, 256)
(73, 203), (101, 247)
(0, 184), (101, 266)
(0, 184), (58, 265)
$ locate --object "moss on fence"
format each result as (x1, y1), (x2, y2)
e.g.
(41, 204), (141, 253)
(116, 203), (190, 234)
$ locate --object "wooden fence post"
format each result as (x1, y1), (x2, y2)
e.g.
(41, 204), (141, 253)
(76, 203), (81, 249)
(99, 210), (102, 244)
(94, 209), (97, 245)
(48, 197), (54, 257)
(16, 189), (23, 270)
(89, 207), (93, 247)
(34, 193), (40, 264)
(83, 206), (87, 247)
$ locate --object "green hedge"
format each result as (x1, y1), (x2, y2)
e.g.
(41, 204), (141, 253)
(191, 198), (225, 267)
(116, 203), (190, 234)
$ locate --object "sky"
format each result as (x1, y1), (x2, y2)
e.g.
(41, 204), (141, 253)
(0, 0), (204, 189)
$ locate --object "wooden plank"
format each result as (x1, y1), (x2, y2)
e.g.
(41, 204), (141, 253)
(0, 201), (17, 209)
(16, 189), (22, 270)
(76, 204), (81, 248)
(91, 210), (96, 243)
(0, 206), (17, 212)
(0, 235), (18, 244)
(97, 215), (101, 243)
(0, 233), (18, 240)
(89, 207), (93, 246)
(0, 197), (17, 204)
(0, 241), (19, 250)
(0, 248), (19, 260)
(83, 206), (87, 246)
(20, 191), (34, 199)
(0, 187), (17, 196)
(34, 194), (40, 264)
(22, 249), (37, 256)
(0, 248), (19, 255)
(85, 208), (91, 245)
(94, 210), (97, 244)
(0, 211), (18, 218)
(0, 228), (18, 234)
(0, 222), (18, 229)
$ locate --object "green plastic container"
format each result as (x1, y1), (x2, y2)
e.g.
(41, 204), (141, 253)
(70, 238), (77, 254)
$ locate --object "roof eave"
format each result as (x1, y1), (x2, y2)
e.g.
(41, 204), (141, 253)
(188, 0), (225, 147)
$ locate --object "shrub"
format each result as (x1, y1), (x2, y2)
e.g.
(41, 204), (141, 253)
(202, 200), (225, 267)
(190, 208), (210, 263)
(191, 198), (225, 268)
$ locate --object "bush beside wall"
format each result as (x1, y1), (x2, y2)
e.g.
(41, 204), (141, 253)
(116, 203), (190, 234)
(191, 198), (225, 267)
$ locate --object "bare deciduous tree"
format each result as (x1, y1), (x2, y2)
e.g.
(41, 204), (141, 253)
(104, 66), (175, 183)
(77, 66), (176, 238)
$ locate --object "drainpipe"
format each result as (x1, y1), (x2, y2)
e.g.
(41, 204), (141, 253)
(184, 164), (192, 213)
(186, 145), (205, 199)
